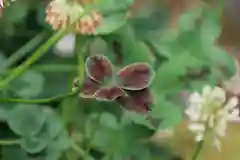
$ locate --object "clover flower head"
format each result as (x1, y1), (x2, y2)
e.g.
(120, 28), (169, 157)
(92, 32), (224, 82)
(45, 0), (102, 34)
(185, 85), (239, 151)
(76, 11), (103, 35)
(46, 0), (84, 30)
(73, 54), (155, 113)
(0, 0), (16, 8)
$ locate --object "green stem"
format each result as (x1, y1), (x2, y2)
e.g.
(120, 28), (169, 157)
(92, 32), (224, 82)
(0, 29), (67, 89)
(0, 64), (77, 75)
(0, 92), (76, 104)
(5, 31), (50, 68)
(76, 35), (85, 88)
(0, 139), (20, 146)
(192, 140), (204, 160)
(71, 141), (95, 160)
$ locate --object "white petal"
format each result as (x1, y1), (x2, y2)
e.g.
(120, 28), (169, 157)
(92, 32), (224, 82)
(213, 137), (221, 151)
(185, 107), (201, 121)
(195, 133), (204, 142)
(211, 86), (226, 103)
(189, 92), (203, 104)
(208, 115), (215, 128)
(225, 97), (239, 110)
(215, 118), (227, 137)
(202, 85), (212, 98)
(188, 123), (205, 132)
(201, 113), (209, 121)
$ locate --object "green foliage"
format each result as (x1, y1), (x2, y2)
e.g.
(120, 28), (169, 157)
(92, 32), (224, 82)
(0, 0), (237, 160)
(2, 146), (28, 160)
(95, 13), (128, 35)
(7, 104), (47, 136)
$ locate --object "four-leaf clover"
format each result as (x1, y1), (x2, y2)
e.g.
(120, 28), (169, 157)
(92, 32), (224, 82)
(74, 54), (155, 113)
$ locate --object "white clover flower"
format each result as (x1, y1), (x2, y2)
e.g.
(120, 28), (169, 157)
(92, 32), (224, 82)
(45, 0), (102, 34)
(46, 0), (84, 30)
(185, 85), (239, 151)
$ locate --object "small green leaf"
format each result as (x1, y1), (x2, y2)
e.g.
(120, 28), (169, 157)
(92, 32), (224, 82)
(84, 113), (100, 139)
(150, 95), (182, 129)
(44, 111), (64, 139)
(92, 128), (127, 154)
(121, 111), (155, 130)
(7, 104), (47, 136)
(131, 6), (169, 40)
(119, 26), (154, 64)
(45, 131), (71, 160)
(200, 9), (221, 45)
(99, 112), (119, 129)
(206, 46), (235, 77)
(178, 8), (202, 32)
(12, 70), (45, 98)
(96, 0), (134, 14)
(20, 136), (48, 154)
(153, 53), (203, 94)
(1, 1), (29, 24)
(2, 146), (28, 160)
(96, 13), (128, 35)
(0, 105), (12, 121)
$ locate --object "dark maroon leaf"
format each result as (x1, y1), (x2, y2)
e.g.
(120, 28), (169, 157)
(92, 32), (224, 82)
(116, 88), (154, 113)
(117, 63), (154, 90)
(85, 55), (114, 83)
(79, 77), (101, 98)
(94, 87), (125, 101)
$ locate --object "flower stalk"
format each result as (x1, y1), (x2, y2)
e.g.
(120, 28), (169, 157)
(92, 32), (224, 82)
(192, 140), (204, 160)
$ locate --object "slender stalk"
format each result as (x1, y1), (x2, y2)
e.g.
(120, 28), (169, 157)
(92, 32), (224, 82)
(5, 31), (49, 68)
(192, 140), (204, 160)
(0, 139), (20, 146)
(0, 91), (76, 104)
(76, 35), (85, 88)
(0, 29), (67, 89)
(0, 64), (77, 75)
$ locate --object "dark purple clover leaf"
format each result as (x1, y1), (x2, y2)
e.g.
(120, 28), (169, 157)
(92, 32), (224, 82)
(85, 54), (114, 83)
(117, 63), (155, 90)
(116, 88), (154, 113)
(79, 54), (126, 101)
(79, 77), (101, 99)
(94, 87), (125, 101)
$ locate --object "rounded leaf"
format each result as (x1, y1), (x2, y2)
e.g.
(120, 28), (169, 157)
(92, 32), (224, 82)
(20, 136), (47, 154)
(79, 77), (101, 98)
(85, 54), (114, 83)
(117, 88), (154, 113)
(94, 87), (125, 101)
(7, 104), (47, 136)
(12, 71), (45, 98)
(118, 63), (155, 90)
(95, 13), (128, 35)
(43, 110), (64, 140)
